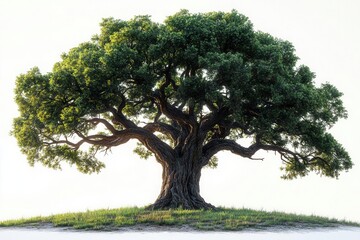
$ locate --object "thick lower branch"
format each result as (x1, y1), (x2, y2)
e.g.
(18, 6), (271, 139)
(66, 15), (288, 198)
(45, 126), (176, 166)
(202, 139), (260, 164)
(201, 138), (323, 167)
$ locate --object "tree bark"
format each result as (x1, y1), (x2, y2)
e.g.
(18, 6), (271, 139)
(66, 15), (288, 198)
(147, 159), (214, 210)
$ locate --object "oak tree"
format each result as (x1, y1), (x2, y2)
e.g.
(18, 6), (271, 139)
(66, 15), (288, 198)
(13, 10), (352, 209)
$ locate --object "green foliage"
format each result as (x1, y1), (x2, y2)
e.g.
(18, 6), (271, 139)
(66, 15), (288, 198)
(12, 10), (351, 179)
(206, 156), (218, 169)
(133, 142), (153, 160)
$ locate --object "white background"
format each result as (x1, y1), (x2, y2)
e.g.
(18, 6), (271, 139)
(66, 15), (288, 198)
(1, 0), (359, 222)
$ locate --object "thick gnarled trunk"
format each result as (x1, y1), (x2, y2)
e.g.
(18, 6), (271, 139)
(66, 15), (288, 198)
(148, 159), (214, 210)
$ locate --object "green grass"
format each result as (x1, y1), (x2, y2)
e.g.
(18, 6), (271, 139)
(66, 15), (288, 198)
(1, 207), (358, 231)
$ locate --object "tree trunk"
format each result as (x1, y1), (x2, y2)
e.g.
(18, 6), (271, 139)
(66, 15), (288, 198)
(147, 159), (214, 210)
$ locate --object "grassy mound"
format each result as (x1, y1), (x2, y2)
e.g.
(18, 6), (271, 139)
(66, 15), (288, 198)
(0, 207), (358, 231)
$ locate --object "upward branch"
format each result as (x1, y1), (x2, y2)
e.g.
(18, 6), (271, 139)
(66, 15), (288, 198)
(153, 91), (196, 127)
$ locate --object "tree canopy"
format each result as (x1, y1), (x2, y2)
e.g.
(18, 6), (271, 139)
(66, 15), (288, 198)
(13, 10), (351, 208)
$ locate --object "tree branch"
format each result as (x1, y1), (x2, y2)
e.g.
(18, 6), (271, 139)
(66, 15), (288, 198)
(202, 139), (260, 163)
(144, 122), (179, 142)
(201, 138), (324, 167)
(230, 121), (255, 135)
(74, 130), (128, 146)
(108, 106), (138, 129)
(200, 107), (230, 136)
(84, 118), (118, 134)
(153, 91), (195, 126)
(75, 128), (175, 165)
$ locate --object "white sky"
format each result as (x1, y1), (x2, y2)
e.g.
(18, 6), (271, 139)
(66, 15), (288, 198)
(1, 0), (360, 222)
